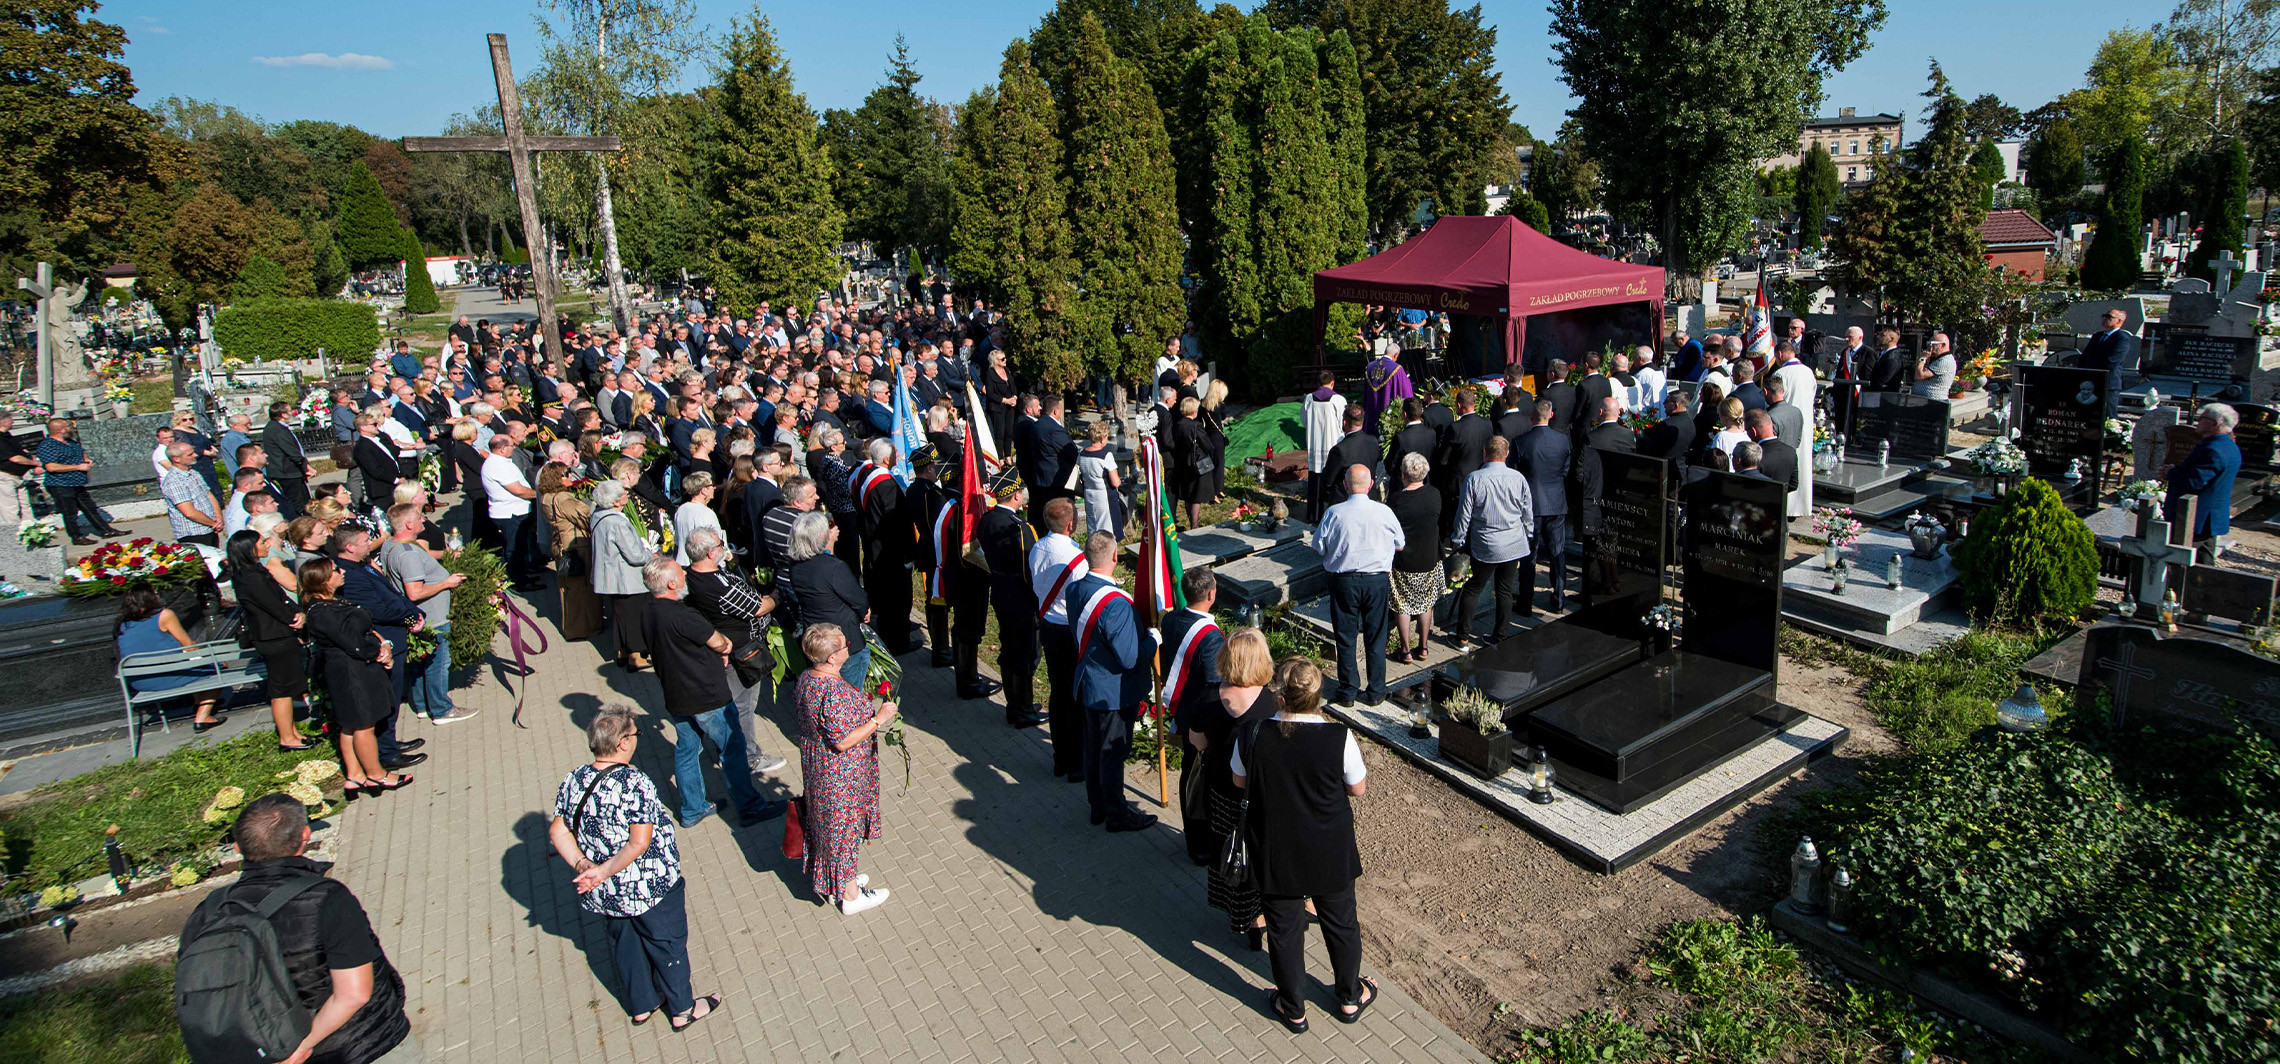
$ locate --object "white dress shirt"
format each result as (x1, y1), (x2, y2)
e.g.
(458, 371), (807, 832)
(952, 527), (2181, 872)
(1314, 494), (1404, 574)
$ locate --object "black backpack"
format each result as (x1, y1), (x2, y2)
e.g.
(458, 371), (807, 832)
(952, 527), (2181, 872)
(175, 873), (326, 1063)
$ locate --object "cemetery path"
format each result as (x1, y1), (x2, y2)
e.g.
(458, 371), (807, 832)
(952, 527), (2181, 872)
(324, 593), (1487, 1064)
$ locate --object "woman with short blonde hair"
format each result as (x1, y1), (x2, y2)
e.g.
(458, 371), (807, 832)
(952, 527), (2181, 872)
(1200, 627), (1276, 951)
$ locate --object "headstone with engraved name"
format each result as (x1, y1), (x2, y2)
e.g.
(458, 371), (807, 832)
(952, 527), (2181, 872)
(2016, 363), (2109, 496)
(2075, 623), (2280, 741)
(1849, 392), (1950, 461)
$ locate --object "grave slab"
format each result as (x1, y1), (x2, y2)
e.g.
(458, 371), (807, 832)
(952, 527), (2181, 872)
(1214, 539), (1325, 609)
(1338, 695), (1846, 873)
(1522, 651), (1793, 813)
(1126, 518), (1310, 571)
(1782, 528), (1959, 636)
(2074, 622), (2280, 740)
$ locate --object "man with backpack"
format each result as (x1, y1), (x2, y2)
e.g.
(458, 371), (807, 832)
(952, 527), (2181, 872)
(177, 792), (418, 1064)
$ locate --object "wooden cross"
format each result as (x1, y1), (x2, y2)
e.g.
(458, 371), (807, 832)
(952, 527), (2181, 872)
(404, 33), (619, 369)
(2113, 495), (2197, 618)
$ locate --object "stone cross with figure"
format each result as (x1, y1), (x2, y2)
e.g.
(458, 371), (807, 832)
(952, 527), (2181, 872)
(2115, 495), (2198, 618)
(15, 262), (93, 410)
(404, 33), (618, 368)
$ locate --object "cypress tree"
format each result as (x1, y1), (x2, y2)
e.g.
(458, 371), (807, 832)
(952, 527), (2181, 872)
(316, 240), (349, 298)
(335, 161), (406, 269)
(2186, 139), (2250, 284)
(1063, 13), (1186, 386)
(1315, 30), (1368, 265)
(2082, 137), (2146, 292)
(705, 8), (846, 310)
(401, 230), (440, 314)
(991, 42), (1087, 391)
(946, 87), (1006, 294)
(1794, 143), (1840, 249)
(1969, 139), (2006, 209)
(2024, 116), (2087, 214)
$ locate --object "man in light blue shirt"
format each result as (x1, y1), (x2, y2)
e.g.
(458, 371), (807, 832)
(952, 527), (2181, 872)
(217, 414), (254, 477)
(1314, 464), (1404, 706)
(1451, 435), (1537, 648)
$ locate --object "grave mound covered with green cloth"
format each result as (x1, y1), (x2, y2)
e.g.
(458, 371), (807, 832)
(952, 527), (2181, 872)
(1223, 401), (1306, 465)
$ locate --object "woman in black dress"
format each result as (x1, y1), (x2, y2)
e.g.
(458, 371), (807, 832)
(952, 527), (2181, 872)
(978, 348), (1018, 452)
(228, 530), (314, 751)
(1169, 397), (1211, 530)
(298, 557), (412, 797)
(1203, 629), (1275, 950)
(448, 420), (491, 548)
(1233, 658), (1374, 1033)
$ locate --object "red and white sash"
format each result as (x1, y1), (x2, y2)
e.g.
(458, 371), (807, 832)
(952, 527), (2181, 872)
(855, 465), (892, 510)
(929, 501), (957, 599)
(1074, 582), (1131, 659)
(1159, 614), (1220, 709)
(1030, 534), (1085, 622)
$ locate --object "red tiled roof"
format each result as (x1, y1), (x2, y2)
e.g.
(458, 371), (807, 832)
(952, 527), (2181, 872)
(1980, 209), (2055, 249)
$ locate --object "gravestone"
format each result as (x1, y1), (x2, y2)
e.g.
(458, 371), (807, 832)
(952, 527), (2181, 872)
(2132, 405), (2183, 478)
(0, 526), (67, 595)
(1215, 538), (1326, 609)
(1849, 393), (1951, 461)
(2112, 496), (2196, 618)
(2074, 624), (2280, 740)
(2016, 363), (2109, 497)
(2142, 324), (2252, 384)
(2234, 404), (2279, 472)
(1588, 449), (1670, 604)
(1781, 527), (1961, 638)
(2183, 564), (2276, 627)
(2063, 298), (2145, 338)
(1127, 518), (1310, 572)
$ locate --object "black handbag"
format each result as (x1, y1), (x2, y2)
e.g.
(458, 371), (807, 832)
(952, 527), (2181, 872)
(1215, 729), (1254, 887)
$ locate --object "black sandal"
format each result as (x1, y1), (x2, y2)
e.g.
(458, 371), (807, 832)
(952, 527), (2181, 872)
(671, 993), (721, 1032)
(1268, 989), (1308, 1033)
(630, 1011), (653, 1026)
(1336, 977), (1378, 1024)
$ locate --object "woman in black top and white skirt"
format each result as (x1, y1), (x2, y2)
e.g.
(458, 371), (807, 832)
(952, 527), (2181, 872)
(1231, 657), (1374, 1033)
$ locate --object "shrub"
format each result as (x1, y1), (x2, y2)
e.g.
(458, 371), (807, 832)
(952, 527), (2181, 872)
(442, 545), (505, 667)
(231, 255), (292, 302)
(1857, 627), (2057, 753)
(1951, 477), (2097, 624)
(213, 298), (378, 365)
(402, 231), (441, 314)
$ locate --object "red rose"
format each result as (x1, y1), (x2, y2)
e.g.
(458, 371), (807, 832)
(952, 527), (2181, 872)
(132, 537), (152, 547)
(110, 576), (127, 585)
(874, 681), (893, 698)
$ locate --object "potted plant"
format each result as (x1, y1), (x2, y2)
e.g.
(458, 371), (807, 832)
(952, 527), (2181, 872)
(1435, 684), (1515, 779)
(2119, 479), (2166, 516)
(1641, 601), (1681, 657)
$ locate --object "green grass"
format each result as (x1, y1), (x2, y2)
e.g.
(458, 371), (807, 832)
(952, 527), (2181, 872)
(1781, 625), (2066, 754)
(127, 378), (174, 415)
(0, 963), (186, 1064)
(0, 729), (329, 895)
(1502, 918), (2035, 1064)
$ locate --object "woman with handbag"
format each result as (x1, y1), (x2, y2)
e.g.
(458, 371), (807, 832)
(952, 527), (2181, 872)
(1169, 396), (1212, 531)
(1231, 657), (1373, 1033)
(547, 704), (722, 1031)
(1202, 628), (1274, 951)
(793, 623), (896, 915)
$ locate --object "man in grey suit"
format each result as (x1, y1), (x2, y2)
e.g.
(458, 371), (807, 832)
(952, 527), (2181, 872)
(1509, 401), (1572, 614)
(1449, 435), (1536, 648)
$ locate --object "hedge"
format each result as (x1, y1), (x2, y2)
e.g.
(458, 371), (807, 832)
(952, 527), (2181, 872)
(212, 298), (379, 365)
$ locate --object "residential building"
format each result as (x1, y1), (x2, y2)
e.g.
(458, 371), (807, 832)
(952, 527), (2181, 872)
(1761, 107), (1905, 187)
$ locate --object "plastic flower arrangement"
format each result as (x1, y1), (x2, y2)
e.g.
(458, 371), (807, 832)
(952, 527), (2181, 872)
(1964, 437), (2027, 476)
(2119, 479), (2167, 508)
(61, 538), (205, 596)
(1810, 506), (1866, 551)
(16, 516), (63, 549)
(1642, 602), (1683, 633)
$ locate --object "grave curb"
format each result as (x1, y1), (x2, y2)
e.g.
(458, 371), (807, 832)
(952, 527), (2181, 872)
(1767, 899), (2095, 1063)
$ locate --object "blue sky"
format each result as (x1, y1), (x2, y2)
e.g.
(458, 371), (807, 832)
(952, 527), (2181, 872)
(107, 0), (2162, 141)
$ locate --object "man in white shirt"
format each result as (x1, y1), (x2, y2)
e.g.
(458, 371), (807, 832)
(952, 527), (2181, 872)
(1632, 344), (1667, 415)
(1028, 498), (1088, 781)
(1302, 369), (1349, 523)
(480, 434), (541, 592)
(1313, 464), (1404, 707)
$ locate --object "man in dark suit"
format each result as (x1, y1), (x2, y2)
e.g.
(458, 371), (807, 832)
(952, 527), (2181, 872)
(1636, 392), (1696, 483)
(1420, 392), (1456, 452)
(1573, 397), (1635, 605)
(1747, 409), (1798, 492)
(1733, 440), (1773, 479)
(1492, 386), (1533, 444)
(1323, 405), (1381, 502)
(1574, 352), (1614, 436)
(350, 415), (400, 508)
(1729, 361), (1769, 412)
(1670, 329), (1705, 381)
(1542, 359), (1582, 436)
(2167, 402), (2244, 548)
(1012, 394), (1042, 515)
(1866, 326), (1911, 392)
(1162, 567), (1225, 863)
(1388, 399), (1438, 483)
(2078, 307), (2135, 416)
(978, 474), (1047, 728)
(1510, 400), (1573, 613)
(260, 401), (310, 519)
(857, 437), (919, 653)
(1032, 396), (1079, 520)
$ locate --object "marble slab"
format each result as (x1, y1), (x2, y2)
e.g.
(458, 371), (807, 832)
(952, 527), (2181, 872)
(1128, 518), (1311, 571)
(1783, 528), (1960, 635)
(1215, 539), (1326, 608)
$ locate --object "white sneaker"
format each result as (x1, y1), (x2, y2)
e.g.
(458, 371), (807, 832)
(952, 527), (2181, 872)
(429, 709), (479, 725)
(751, 754), (788, 773)
(840, 887), (890, 915)
(854, 874), (869, 888)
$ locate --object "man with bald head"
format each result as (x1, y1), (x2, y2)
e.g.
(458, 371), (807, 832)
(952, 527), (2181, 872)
(1314, 463), (1403, 706)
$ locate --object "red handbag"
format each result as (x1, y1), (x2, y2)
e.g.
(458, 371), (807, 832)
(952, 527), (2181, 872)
(780, 796), (805, 861)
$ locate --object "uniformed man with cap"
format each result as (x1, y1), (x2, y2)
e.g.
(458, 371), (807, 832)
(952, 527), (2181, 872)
(907, 444), (955, 668)
(1028, 496), (1087, 781)
(977, 469), (1047, 727)
(855, 436), (918, 654)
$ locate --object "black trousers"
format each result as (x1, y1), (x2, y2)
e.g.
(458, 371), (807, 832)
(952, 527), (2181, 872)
(1533, 515), (1570, 612)
(48, 484), (109, 538)
(1263, 886), (1363, 1014)
(179, 531), (219, 548)
(272, 476), (309, 520)
(926, 599), (951, 665)
(607, 592), (650, 661)
(1454, 556), (1524, 644)
(1041, 623), (1081, 777)
(992, 583), (1039, 715)
(1081, 708), (1133, 824)
(833, 510), (863, 574)
(864, 557), (915, 653)
(952, 572), (990, 696)
(1326, 571), (1390, 704)
(1178, 732), (1215, 863)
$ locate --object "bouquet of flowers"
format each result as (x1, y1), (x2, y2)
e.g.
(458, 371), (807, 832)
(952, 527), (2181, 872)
(62, 538), (205, 596)
(1964, 438), (2027, 477)
(1642, 602), (1683, 633)
(1619, 409), (1658, 434)
(874, 679), (910, 790)
(1964, 349), (2003, 381)
(406, 628), (438, 666)
(2120, 479), (2167, 509)
(1810, 506), (1866, 551)
(106, 381), (134, 403)
(419, 452), (443, 494)
(16, 516), (63, 549)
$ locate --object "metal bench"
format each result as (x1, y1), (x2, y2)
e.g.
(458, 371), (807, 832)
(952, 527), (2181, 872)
(115, 639), (268, 756)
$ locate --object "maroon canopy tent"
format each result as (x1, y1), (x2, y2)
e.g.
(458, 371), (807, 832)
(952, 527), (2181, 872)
(1312, 215), (1665, 376)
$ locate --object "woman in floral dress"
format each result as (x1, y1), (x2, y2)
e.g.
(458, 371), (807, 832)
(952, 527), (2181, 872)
(795, 623), (898, 915)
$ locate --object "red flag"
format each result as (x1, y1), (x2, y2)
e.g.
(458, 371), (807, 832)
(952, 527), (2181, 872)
(958, 415), (983, 551)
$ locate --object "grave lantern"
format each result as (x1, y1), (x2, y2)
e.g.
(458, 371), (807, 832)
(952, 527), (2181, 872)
(1996, 682), (2047, 732)
(1830, 559), (1849, 595)
(1789, 837), (1824, 913)
(1825, 865), (1855, 933)
(1885, 554), (1902, 589)
(1524, 745), (1556, 805)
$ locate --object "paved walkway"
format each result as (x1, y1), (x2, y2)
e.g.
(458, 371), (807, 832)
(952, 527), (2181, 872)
(328, 589), (1485, 1064)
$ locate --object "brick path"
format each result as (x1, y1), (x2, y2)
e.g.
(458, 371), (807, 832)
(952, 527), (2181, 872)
(328, 589), (1486, 1064)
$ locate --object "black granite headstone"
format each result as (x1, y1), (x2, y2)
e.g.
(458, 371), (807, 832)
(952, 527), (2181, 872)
(2017, 364), (2108, 494)
(2148, 328), (2252, 383)
(1597, 449), (1669, 589)
(1681, 471), (1787, 675)
(2074, 624), (2280, 741)
(2183, 565), (2277, 626)
(1849, 392), (1950, 461)
(2233, 403), (2279, 473)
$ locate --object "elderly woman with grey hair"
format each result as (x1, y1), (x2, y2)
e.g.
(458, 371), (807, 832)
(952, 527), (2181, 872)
(1387, 450), (1443, 665)
(548, 703), (722, 1030)
(794, 622), (897, 914)
(805, 425), (862, 571)
(590, 479), (658, 671)
(785, 509), (871, 687)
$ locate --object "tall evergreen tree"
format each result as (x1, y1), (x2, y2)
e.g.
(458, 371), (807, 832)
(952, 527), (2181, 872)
(704, 8), (845, 309)
(945, 87), (1005, 292)
(401, 229), (441, 314)
(836, 36), (954, 262)
(1794, 143), (1840, 249)
(232, 255), (290, 302)
(2024, 114), (2088, 211)
(1829, 65), (1987, 329)
(2081, 137), (2146, 291)
(1969, 139), (2007, 209)
(335, 161), (406, 268)
(1063, 14), (1187, 385)
(2186, 139), (2250, 283)
(1316, 29), (1369, 264)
